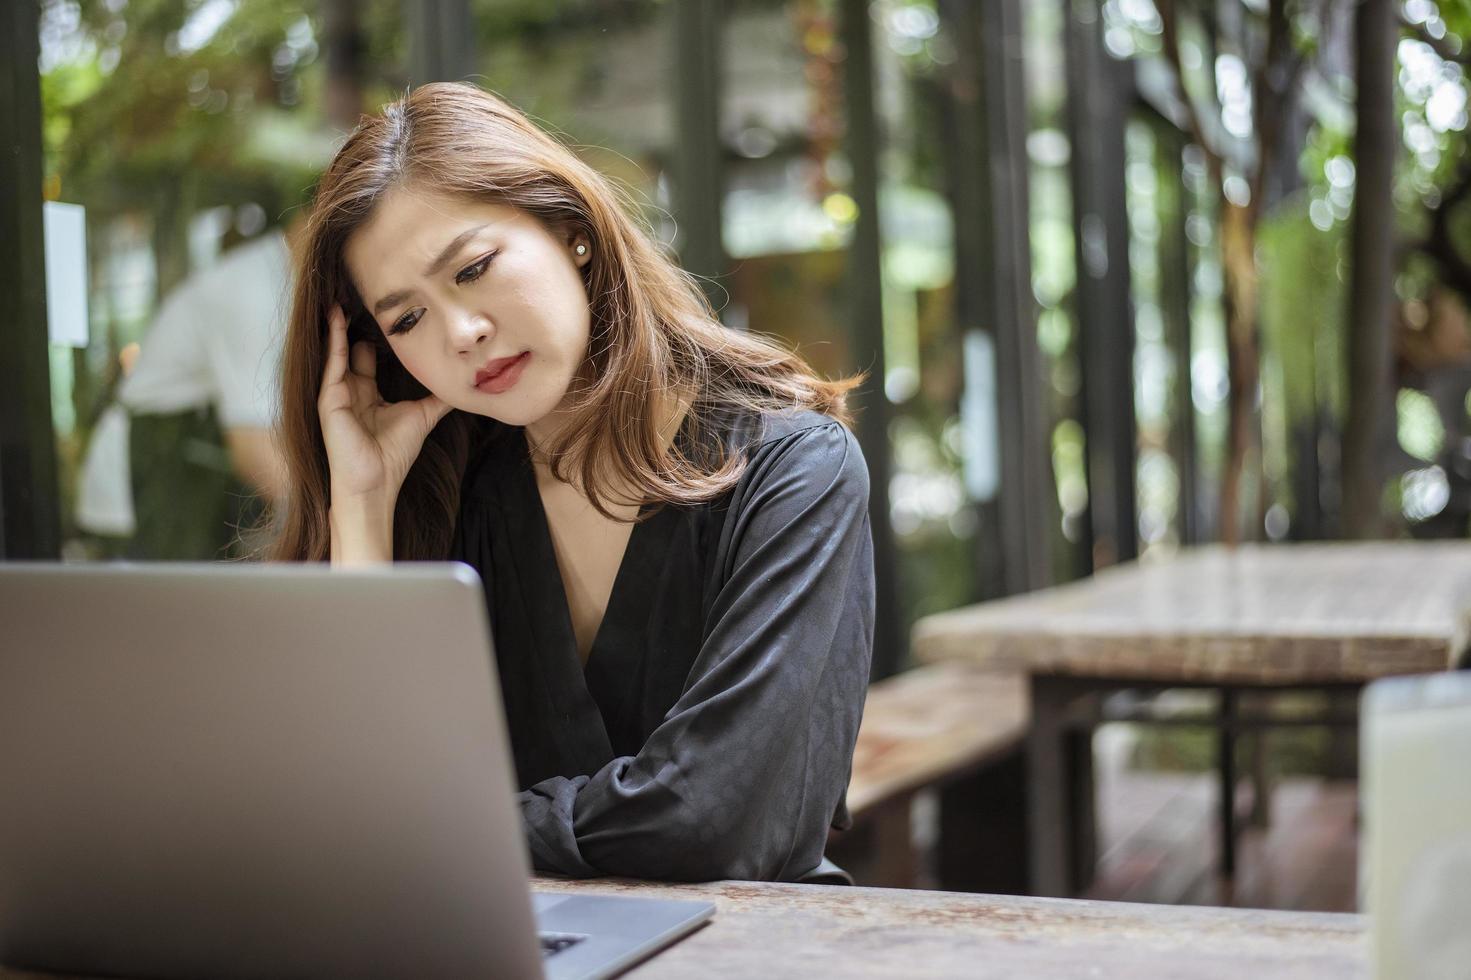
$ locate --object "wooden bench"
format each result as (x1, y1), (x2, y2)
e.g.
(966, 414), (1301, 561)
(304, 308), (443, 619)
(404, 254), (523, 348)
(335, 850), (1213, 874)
(831, 663), (1030, 891)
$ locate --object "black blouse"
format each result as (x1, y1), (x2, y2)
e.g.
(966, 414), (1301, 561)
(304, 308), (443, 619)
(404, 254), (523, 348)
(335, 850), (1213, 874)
(450, 408), (875, 882)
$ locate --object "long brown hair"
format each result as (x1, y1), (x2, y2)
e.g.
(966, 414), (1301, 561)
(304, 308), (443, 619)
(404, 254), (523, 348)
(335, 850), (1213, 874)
(269, 82), (858, 561)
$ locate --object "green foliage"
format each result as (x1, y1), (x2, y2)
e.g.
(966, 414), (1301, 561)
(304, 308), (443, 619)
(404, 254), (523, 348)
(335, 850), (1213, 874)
(1256, 194), (1346, 522)
(1257, 195), (1346, 425)
(40, 57), (104, 157)
(1397, 387), (1447, 461)
(1395, 3), (1471, 265)
(39, 0), (401, 224)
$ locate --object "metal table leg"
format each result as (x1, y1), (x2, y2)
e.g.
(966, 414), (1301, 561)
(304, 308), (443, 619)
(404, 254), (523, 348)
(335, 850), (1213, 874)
(1026, 675), (1072, 897)
(1067, 724), (1098, 894)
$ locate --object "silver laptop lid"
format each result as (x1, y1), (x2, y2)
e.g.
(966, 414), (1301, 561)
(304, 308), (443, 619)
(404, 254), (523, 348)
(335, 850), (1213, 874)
(0, 562), (544, 980)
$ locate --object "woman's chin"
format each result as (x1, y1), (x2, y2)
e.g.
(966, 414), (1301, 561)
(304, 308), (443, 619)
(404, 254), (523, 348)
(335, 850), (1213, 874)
(454, 393), (564, 430)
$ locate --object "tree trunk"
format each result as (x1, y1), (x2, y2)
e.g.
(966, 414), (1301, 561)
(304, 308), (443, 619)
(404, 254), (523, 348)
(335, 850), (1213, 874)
(1218, 199), (1261, 545)
(1342, 0), (1397, 538)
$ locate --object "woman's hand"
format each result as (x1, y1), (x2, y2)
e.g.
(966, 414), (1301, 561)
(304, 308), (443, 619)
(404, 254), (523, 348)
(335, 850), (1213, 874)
(317, 304), (451, 503)
(318, 305), (450, 565)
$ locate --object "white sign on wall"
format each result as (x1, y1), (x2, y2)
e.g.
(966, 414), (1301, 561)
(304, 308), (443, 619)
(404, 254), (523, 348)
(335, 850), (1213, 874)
(43, 201), (89, 348)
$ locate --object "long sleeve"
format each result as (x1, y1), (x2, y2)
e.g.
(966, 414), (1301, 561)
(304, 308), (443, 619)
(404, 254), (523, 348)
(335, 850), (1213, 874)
(517, 420), (875, 881)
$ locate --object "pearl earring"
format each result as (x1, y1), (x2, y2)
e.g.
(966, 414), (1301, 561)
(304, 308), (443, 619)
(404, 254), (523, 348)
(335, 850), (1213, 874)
(575, 243), (588, 256)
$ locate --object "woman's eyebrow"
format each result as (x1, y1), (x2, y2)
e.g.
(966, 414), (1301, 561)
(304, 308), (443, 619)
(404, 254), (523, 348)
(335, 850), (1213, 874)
(370, 224), (491, 316)
(423, 224), (490, 278)
(372, 288), (413, 316)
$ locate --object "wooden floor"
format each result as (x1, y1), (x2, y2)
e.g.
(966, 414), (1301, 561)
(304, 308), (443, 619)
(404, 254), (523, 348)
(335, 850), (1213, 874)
(904, 728), (1361, 911)
(1084, 769), (1360, 911)
(1056, 719), (1360, 911)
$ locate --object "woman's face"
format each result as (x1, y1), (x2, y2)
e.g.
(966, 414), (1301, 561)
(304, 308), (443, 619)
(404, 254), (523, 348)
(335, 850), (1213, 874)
(343, 188), (593, 429)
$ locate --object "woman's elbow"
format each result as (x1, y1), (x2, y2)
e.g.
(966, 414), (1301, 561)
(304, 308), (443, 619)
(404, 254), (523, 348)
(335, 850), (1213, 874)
(585, 802), (795, 882)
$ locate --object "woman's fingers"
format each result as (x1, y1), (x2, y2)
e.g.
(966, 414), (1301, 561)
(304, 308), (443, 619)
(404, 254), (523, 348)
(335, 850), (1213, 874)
(422, 394), (453, 430)
(321, 305), (349, 392)
(382, 393), (452, 443)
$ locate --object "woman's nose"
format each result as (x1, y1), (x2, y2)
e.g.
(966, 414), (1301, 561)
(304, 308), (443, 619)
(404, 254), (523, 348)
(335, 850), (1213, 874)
(449, 310), (494, 353)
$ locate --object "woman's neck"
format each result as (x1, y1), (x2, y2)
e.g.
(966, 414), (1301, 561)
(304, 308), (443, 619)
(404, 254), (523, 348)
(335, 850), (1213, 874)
(525, 387), (692, 493)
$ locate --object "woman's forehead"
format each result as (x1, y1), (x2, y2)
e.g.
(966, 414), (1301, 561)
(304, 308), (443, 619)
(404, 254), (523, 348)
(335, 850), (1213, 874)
(343, 190), (525, 283)
(353, 189), (521, 249)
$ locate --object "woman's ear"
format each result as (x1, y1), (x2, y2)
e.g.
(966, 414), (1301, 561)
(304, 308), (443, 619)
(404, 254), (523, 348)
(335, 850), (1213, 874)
(570, 233), (592, 269)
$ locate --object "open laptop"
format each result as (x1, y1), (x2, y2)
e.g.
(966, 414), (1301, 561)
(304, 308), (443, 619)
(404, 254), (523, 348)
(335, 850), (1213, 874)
(1361, 670), (1471, 980)
(0, 562), (712, 980)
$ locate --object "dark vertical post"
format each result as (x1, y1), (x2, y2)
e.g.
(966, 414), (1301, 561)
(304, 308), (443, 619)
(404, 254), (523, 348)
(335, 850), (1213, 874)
(323, 0), (366, 130)
(671, 0), (728, 310)
(980, 0), (1051, 593)
(1065, 725), (1098, 893)
(1070, 4), (1140, 567)
(1026, 676), (1074, 896)
(405, 0), (474, 87)
(0, 0), (61, 560)
(940, 0), (1052, 595)
(1331, 3), (1387, 775)
(839, 0), (901, 680)
(1156, 123), (1199, 544)
(1342, 0), (1396, 539)
(1064, 0), (1138, 568)
(934, 26), (1006, 601)
(1217, 688), (1238, 877)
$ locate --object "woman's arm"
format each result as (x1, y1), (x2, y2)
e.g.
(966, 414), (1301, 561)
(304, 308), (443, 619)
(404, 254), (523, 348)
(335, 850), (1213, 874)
(328, 491), (396, 566)
(518, 420), (875, 881)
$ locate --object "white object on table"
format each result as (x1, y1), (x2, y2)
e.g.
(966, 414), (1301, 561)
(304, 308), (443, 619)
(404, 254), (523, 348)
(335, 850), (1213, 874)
(1363, 671), (1471, 980)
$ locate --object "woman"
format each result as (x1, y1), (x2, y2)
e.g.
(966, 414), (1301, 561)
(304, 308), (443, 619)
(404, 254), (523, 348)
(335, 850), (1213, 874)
(270, 82), (874, 883)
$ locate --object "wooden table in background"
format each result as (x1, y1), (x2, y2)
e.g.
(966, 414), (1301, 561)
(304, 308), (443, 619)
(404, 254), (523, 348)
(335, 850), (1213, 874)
(912, 541), (1471, 897)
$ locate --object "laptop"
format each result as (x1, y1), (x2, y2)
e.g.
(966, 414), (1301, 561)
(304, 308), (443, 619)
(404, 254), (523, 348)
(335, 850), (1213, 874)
(1361, 670), (1471, 980)
(0, 562), (713, 980)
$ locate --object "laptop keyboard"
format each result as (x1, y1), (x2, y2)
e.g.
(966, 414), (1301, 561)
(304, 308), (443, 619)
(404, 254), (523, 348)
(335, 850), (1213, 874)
(539, 932), (588, 957)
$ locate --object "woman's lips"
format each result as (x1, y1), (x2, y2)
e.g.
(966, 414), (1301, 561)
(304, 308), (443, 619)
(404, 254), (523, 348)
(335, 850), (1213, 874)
(474, 351), (531, 395)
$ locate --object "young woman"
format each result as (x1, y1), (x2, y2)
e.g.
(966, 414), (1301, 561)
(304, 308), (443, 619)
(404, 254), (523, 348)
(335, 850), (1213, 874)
(270, 82), (875, 883)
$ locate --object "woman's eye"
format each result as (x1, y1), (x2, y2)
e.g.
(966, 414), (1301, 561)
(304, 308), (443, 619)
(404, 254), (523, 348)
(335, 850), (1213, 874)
(388, 309), (423, 336)
(455, 253), (495, 285)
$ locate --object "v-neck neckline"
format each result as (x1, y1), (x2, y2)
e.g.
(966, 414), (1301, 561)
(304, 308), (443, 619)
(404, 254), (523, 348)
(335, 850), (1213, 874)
(516, 428), (674, 678)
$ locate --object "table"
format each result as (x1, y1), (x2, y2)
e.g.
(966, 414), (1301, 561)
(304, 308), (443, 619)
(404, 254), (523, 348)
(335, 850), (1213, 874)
(911, 541), (1471, 897)
(0, 877), (1368, 979)
(534, 877), (1366, 978)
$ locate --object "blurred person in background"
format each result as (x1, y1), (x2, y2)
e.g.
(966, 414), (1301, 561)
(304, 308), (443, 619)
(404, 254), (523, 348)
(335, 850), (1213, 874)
(75, 221), (295, 559)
